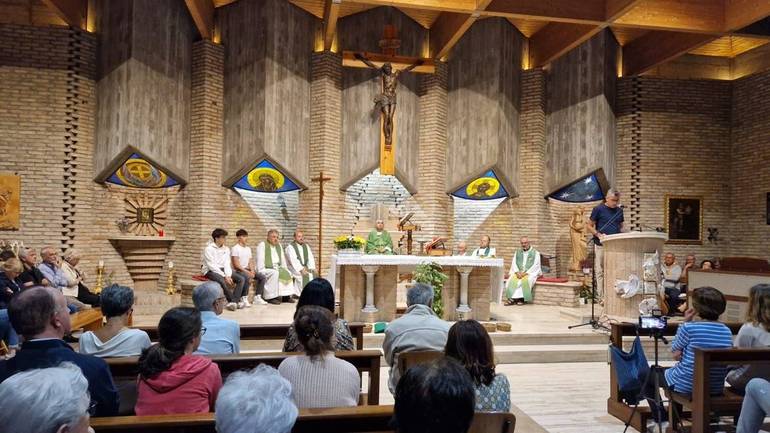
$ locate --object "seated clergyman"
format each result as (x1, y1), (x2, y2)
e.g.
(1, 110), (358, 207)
(471, 235), (495, 258)
(505, 236), (541, 305)
(365, 220), (394, 255)
(454, 241), (471, 256)
(257, 229), (295, 305)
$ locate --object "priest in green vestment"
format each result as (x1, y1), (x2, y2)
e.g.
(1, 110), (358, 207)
(285, 229), (316, 295)
(505, 236), (541, 305)
(256, 229), (295, 304)
(471, 235), (496, 258)
(365, 220), (394, 255)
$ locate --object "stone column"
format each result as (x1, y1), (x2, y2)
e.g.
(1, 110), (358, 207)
(456, 266), (473, 319)
(361, 265), (380, 314)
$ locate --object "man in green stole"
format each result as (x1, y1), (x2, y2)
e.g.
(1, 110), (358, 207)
(471, 235), (496, 258)
(365, 220), (394, 254)
(285, 230), (316, 296)
(256, 229), (295, 305)
(505, 237), (541, 305)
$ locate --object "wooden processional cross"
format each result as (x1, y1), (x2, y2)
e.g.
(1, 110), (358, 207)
(312, 171), (332, 271)
(342, 25), (435, 175)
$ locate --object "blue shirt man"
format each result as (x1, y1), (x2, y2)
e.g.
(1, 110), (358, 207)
(192, 282), (241, 355)
(587, 189), (624, 298)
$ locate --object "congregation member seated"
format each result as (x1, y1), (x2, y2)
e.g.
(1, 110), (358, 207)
(454, 240), (470, 256)
(231, 228), (266, 306)
(471, 235), (495, 257)
(445, 320), (511, 412)
(18, 247), (48, 288)
(278, 305), (360, 408)
(0, 249), (15, 262)
(78, 284), (150, 357)
(505, 236), (540, 306)
(60, 249), (101, 307)
(0, 362), (93, 433)
(216, 364), (298, 433)
(136, 307), (222, 415)
(256, 229), (295, 305)
(661, 252), (683, 314)
(283, 278), (354, 352)
(701, 259), (715, 270)
(736, 378), (770, 433)
(393, 357), (475, 433)
(383, 283), (450, 394)
(202, 228), (247, 311)
(193, 281), (241, 355)
(645, 286), (733, 422)
(0, 258), (22, 353)
(680, 254), (696, 291)
(0, 287), (119, 417)
(365, 219), (394, 254)
(38, 246), (87, 311)
(727, 284), (770, 393)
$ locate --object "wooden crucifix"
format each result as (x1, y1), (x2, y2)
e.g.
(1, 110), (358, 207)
(311, 170), (332, 271)
(342, 26), (434, 176)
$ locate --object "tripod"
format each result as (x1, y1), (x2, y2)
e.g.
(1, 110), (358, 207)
(623, 329), (669, 433)
(569, 237), (609, 331)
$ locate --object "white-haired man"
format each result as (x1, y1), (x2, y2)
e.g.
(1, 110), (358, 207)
(505, 236), (541, 305)
(193, 282), (241, 355)
(0, 362), (94, 433)
(256, 229), (294, 305)
(285, 230), (316, 296)
(587, 188), (624, 298)
(365, 220), (394, 255)
(383, 283), (450, 394)
(38, 246), (87, 312)
(215, 364), (298, 433)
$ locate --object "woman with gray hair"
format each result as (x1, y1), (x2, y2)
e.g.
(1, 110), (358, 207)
(79, 284), (150, 357)
(0, 362), (94, 433)
(61, 248), (101, 307)
(215, 364), (298, 433)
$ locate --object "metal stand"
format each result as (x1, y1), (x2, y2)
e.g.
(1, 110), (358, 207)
(569, 238), (609, 331)
(623, 330), (670, 433)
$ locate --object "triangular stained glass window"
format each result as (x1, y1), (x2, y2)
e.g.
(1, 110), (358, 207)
(451, 170), (509, 201)
(106, 153), (179, 188)
(233, 159), (300, 193)
(548, 172), (605, 203)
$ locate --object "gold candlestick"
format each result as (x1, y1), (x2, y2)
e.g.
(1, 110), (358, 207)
(166, 261), (176, 295)
(94, 262), (105, 294)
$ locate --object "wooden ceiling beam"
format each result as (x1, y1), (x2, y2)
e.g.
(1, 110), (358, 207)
(605, 0), (645, 22)
(430, 12), (476, 60)
(612, 0), (724, 34)
(323, 0), (341, 50)
(725, 0), (770, 32)
(184, 0), (215, 40)
(341, 0), (478, 13)
(41, 0), (87, 29)
(528, 22), (603, 68)
(622, 30), (715, 76)
(484, 0), (605, 25)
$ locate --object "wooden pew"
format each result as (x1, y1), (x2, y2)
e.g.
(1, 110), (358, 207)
(107, 350), (382, 406)
(134, 322), (367, 350)
(90, 406), (515, 433)
(397, 350), (444, 377)
(71, 308), (103, 332)
(667, 347), (770, 433)
(607, 322), (743, 433)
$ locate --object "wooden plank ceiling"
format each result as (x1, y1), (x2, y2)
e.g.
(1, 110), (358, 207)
(5, 0), (770, 78)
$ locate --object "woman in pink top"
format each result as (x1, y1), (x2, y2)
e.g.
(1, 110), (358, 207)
(135, 307), (222, 415)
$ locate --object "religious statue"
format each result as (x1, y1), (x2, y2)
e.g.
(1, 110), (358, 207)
(354, 53), (423, 148)
(569, 207), (588, 271)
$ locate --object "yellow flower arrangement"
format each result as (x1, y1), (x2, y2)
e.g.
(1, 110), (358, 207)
(334, 234), (366, 250)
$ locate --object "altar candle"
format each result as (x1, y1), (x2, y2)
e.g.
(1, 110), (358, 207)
(168, 261), (174, 269)
(98, 260), (104, 268)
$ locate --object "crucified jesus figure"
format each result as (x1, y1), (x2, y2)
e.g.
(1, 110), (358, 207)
(354, 53), (423, 148)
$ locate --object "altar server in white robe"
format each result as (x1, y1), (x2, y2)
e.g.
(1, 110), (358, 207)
(471, 235), (496, 258)
(256, 229), (295, 305)
(285, 230), (316, 296)
(505, 237), (541, 305)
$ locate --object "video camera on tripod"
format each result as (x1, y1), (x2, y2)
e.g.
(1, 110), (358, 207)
(638, 309), (667, 333)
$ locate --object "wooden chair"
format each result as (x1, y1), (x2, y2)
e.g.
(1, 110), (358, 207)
(396, 350), (444, 378)
(470, 412), (517, 433)
(134, 322), (367, 350)
(71, 308), (103, 332)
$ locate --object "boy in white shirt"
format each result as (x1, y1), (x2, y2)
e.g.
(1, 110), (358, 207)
(231, 229), (268, 305)
(201, 228), (247, 310)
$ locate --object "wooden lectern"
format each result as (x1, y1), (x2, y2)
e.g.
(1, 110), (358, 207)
(601, 232), (668, 319)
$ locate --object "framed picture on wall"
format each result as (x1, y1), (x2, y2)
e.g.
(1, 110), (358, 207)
(664, 195), (703, 244)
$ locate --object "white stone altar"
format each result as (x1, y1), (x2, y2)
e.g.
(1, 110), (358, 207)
(329, 254), (504, 322)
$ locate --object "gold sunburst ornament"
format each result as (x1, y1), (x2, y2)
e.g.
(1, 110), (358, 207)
(123, 194), (168, 235)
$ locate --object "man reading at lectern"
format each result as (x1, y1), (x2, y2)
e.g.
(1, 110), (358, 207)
(365, 220), (394, 255)
(587, 189), (624, 299)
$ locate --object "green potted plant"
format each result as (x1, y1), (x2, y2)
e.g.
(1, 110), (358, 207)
(413, 262), (448, 318)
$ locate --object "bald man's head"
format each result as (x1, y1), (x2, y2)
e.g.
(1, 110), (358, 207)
(9, 287), (70, 339)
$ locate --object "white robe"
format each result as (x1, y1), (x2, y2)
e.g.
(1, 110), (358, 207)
(507, 248), (541, 300)
(256, 241), (294, 299)
(285, 242), (316, 296)
(471, 247), (496, 258)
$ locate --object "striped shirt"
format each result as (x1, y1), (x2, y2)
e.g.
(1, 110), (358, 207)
(664, 321), (733, 395)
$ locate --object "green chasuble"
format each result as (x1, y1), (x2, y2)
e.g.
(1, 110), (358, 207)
(290, 242), (314, 287)
(505, 248), (537, 302)
(264, 242), (293, 284)
(365, 229), (394, 254)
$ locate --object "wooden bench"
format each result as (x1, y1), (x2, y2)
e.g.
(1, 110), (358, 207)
(607, 322), (743, 433)
(667, 347), (770, 433)
(90, 405), (516, 433)
(397, 350), (444, 377)
(71, 308), (103, 332)
(107, 349), (382, 407)
(134, 322), (367, 350)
